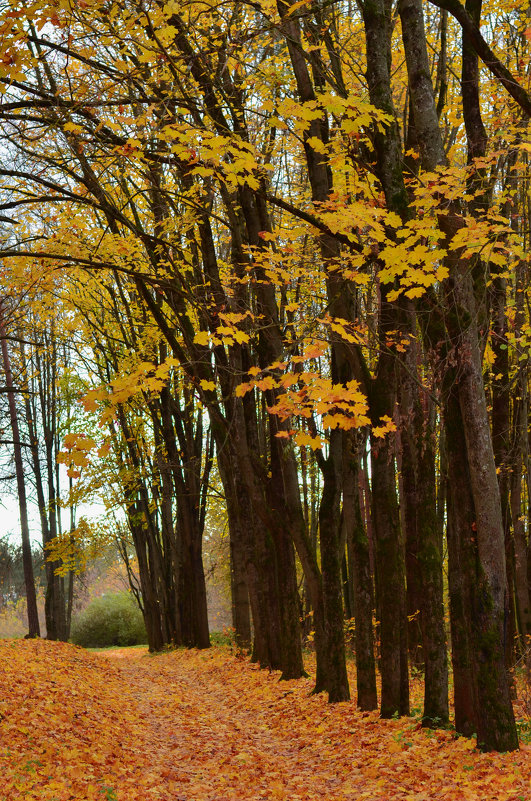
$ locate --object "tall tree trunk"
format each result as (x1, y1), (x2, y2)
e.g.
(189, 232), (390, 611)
(343, 431), (378, 710)
(217, 427), (305, 678)
(20, 341), (56, 640)
(400, 0), (516, 748)
(35, 337), (67, 640)
(276, 0), (351, 699)
(129, 516), (167, 652)
(490, 273), (517, 678)
(218, 450), (252, 649)
(444, 381), (478, 737)
(397, 307), (448, 726)
(318, 429), (350, 702)
(229, 524), (251, 650)
(0, 303), (40, 637)
(370, 394), (408, 717)
(361, 0), (411, 717)
(510, 262), (531, 652)
(441, 221), (518, 751)
(177, 502), (210, 649)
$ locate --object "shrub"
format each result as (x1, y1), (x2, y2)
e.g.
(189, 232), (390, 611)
(70, 592), (147, 648)
(210, 626), (236, 647)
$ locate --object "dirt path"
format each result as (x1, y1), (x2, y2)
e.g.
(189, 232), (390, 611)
(1, 640), (529, 800)
(105, 648), (368, 800)
(101, 648), (528, 801)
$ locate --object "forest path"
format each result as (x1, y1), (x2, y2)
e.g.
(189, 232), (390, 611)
(1, 639), (528, 801)
(104, 646), (369, 801)
(101, 646), (527, 801)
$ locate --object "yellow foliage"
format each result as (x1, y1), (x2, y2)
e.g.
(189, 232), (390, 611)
(372, 415), (397, 439)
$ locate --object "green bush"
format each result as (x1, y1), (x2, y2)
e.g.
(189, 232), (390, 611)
(70, 592), (148, 648)
(210, 626), (236, 647)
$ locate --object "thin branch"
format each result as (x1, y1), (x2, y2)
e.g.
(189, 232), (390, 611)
(428, 0), (531, 118)
(264, 192), (363, 252)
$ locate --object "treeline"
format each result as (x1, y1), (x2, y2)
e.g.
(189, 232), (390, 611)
(0, 314), (76, 641)
(0, 0), (529, 753)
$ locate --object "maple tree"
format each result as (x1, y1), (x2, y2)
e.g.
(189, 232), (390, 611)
(53, 270), (214, 651)
(0, 0), (528, 755)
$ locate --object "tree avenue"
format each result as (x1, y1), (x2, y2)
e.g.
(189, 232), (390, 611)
(0, 0), (529, 752)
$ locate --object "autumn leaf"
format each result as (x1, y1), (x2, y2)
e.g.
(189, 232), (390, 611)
(193, 330), (211, 346)
(294, 431), (324, 450)
(372, 415), (397, 438)
(1, 641), (530, 801)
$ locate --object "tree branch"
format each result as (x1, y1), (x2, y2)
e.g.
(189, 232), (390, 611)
(428, 0), (531, 118)
(264, 192), (363, 252)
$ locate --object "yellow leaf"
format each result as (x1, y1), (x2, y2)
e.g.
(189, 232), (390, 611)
(294, 431), (323, 450)
(372, 415), (397, 438)
(63, 121), (84, 134)
(303, 343), (327, 360)
(235, 382), (253, 397)
(256, 376), (276, 391)
(63, 432), (79, 449)
(307, 136), (327, 153)
(76, 437), (96, 451)
(194, 330), (211, 346)
(404, 286), (426, 299)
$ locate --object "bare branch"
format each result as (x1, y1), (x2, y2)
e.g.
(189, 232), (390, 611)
(428, 0), (531, 118)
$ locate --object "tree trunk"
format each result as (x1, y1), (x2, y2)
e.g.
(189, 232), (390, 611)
(397, 309), (449, 726)
(441, 224), (518, 751)
(444, 383), (478, 737)
(0, 303), (40, 638)
(178, 504), (210, 649)
(509, 259), (530, 656)
(130, 518), (167, 652)
(399, 0), (517, 748)
(361, 0), (412, 718)
(217, 431), (305, 678)
(318, 429), (350, 702)
(229, 524), (251, 650)
(25, 335), (67, 640)
(343, 432), (378, 710)
(370, 398), (408, 717)
(512, 388), (531, 652)
(20, 342), (57, 640)
(490, 273), (517, 679)
(276, 0), (351, 698)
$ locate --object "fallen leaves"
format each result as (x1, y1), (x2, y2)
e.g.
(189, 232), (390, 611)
(0, 639), (529, 800)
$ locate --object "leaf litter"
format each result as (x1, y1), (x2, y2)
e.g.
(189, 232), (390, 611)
(0, 639), (529, 800)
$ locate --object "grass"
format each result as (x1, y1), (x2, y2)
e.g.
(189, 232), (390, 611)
(86, 643), (149, 653)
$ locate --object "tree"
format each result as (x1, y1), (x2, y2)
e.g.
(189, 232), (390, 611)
(0, 298), (40, 637)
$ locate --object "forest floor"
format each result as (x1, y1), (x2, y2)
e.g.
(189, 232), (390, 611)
(0, 639), (530, 800)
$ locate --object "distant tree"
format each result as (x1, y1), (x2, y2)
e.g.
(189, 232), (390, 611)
(0, 300), (39, 637)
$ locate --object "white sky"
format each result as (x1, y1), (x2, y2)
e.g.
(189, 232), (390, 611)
(0, 492), (105, 549)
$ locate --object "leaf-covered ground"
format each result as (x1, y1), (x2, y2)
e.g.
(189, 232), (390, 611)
(0, 639), (530, 800)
